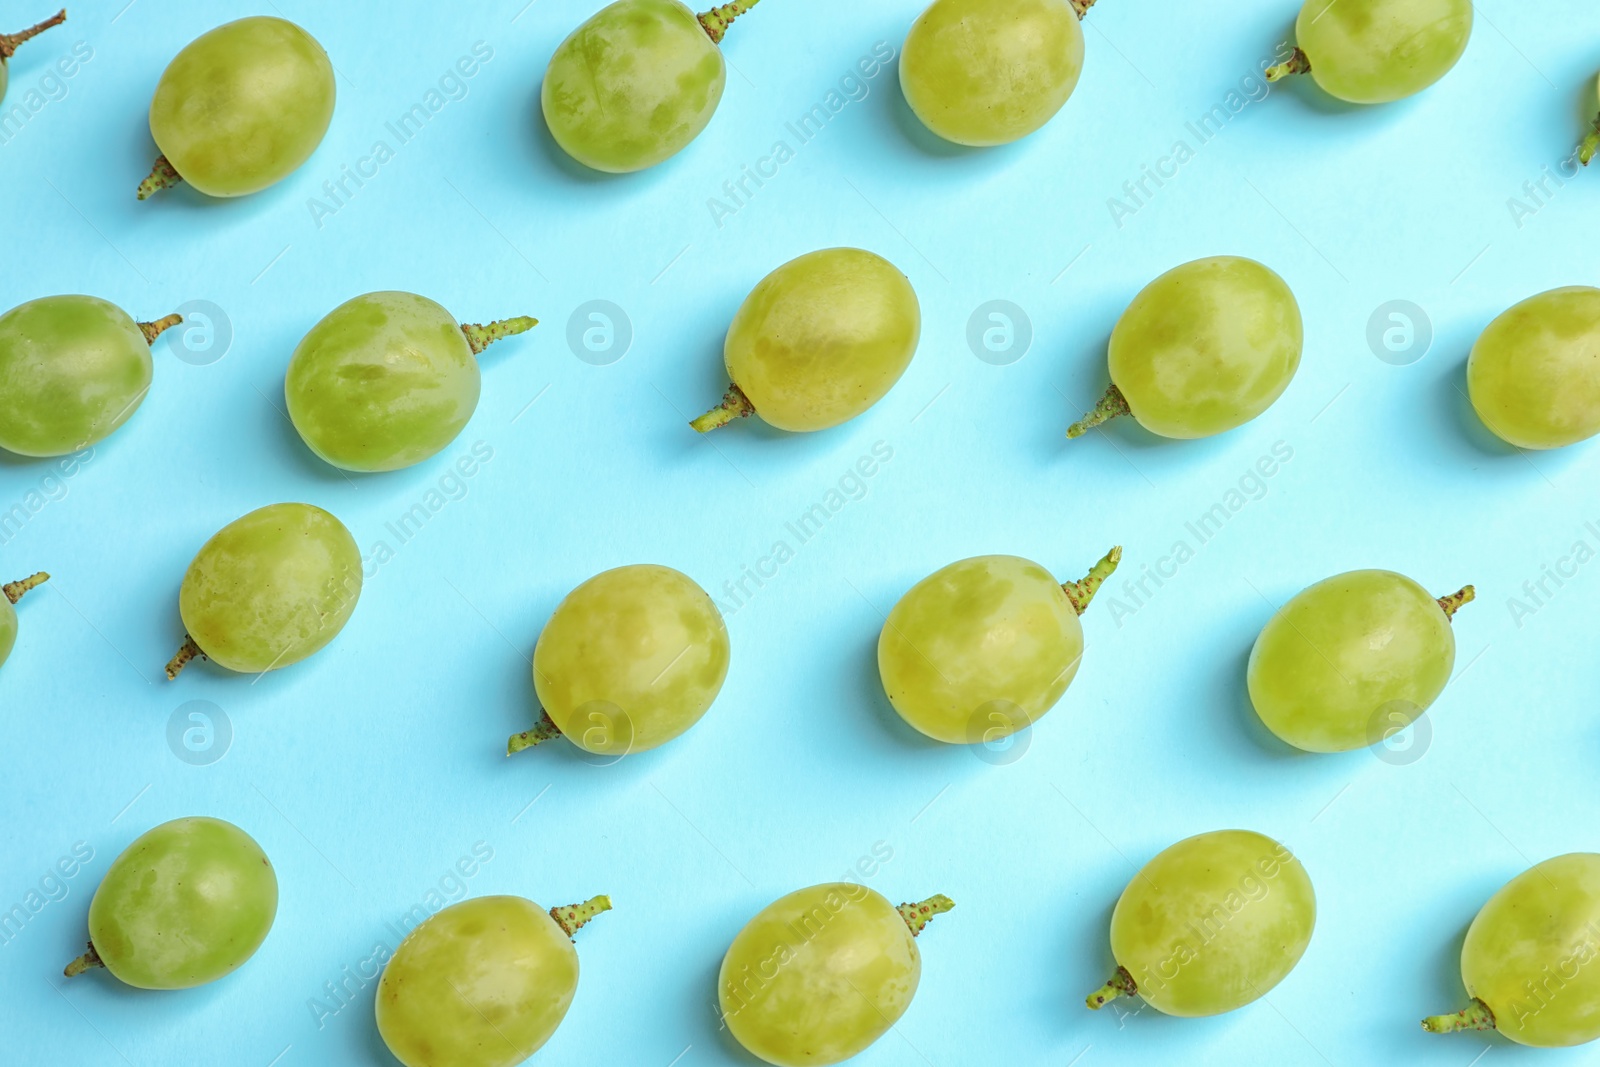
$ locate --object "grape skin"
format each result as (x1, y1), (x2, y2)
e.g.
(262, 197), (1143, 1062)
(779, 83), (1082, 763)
(377, 895), (605, 1067)
(1247, 570), (1462, 753)
(147, 16), (335, 197)
(0, 572), (48, 670)
(1467, 287), (1600, 450)
(900, 0), (1085, 147)
(0, 295), (163, 457)
(69, 817), (277, 989)
(176, 503), (362, 675)
(719, 884), (940, 1066)
(1286, 0), (1472, 104)
(531, 565), (730, 754)
(1426, 854), (1600, 1046)
(1094, 830), (1316, 1017)
(542, 0), (727, 173)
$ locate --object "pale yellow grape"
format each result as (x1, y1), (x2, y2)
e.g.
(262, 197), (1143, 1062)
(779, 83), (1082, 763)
(900, 0), (1085, 147)
(1270, 0), (1472, 104)
(878, 549), (1118, 744)
(0, 572), (49, 671)
(1247, 570), (1470, 753)
(1068, 257), (1302, 440)
(719, 883), (952, 1066)
(692, 248), (920, 433)
(1087, 830), (1315, 1017)
(1424, 854), (1600, 1046)
(1467, 287), (1600, 449)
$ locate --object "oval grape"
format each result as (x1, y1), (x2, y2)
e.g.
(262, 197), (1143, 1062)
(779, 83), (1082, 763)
(1467, 286), (1600, 449)
(285, 291), (537, 472)
(1424, 853), (1600, 1046)
(878, 549), (1119, 744)
(1087, 829), (1315, 1017)
(720, 883), (952, 1066)
(692, 248), (921, 433)
(1068, 256), (1302, 440)
(1248, 570), (1472, 753)
(0, 572), (48, 670)
(1268, 0), (1472, 104)
(901, 0), (1085, 147)
(509, 564), (729, 757)
(377, 894), (610, 1067)
(0, 295), (180, 457)
(168, 503), (362, 678)
(64, 817), (276, 989)
(141, 16), (335, 199)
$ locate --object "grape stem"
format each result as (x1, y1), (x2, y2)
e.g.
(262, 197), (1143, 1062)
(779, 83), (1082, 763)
(550, 895), (612, 938)
(896, 894), (954, 936)
(698, 0), (761, 44)
(461, 316), (539, 356)
(139, 313), (183, 345)
(1581, 115), (1600, 167)
(1436, 585), (1475, 621)
(64, 941), (104, 978)
(1086, 965), (1137, 1009)
(3, 571), (49, 605)
(1265, 47), (1311, 83)
(165, 634), (205, 680)
(1068, 0), (1096, 18)
(1066, 383), (1131, 438)
(1062, 547), (1122, 614)
(690, 382), (757, 433)
(507, 709), (563, 755)
(137, 155), (183, 201)
(1422, 998), (1497, 1035)
(0, 9), (65, 59)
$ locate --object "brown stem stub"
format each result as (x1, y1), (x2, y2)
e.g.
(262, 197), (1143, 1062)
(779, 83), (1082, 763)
(3, 571), (49, 604)
(1069, 0), (1096, 17)
(1437, 585), (1475, 621)
(690, 382), (757, 433)
(1265, 47), (1312, 82)
(1086, 965), (1138, 1010)
(137, 155), (183, 201)
(0, 9), (65, 59)
(166, 634), (204, 680)
(507, 709), (563, 755)
(139, 313), (183, 344)
(64, 941), (104, 978)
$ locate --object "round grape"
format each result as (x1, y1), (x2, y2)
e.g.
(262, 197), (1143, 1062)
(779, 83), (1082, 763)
(167, 503), (362, 679)
(286, 291), (537, 472)
(900, 0), (1087, 147)
(0, 572), (49, 671)
(0, 9), (65, 103)
(1424, 853), (1600, 1046)
(64, 817), (276, 989)
(543, 0), (761, 173)
(1266, 0), (1472, 104)
(377, 894), (610, 1067)
(1467, 287), (1600, 449)
(1248, 570), (1472, 753)
(0, 295), (180, 457)
(509, 564), (729, 758)
(878, 548), (1119, 744)
(1087, 829), (1315, 1017)
(1068, 256), (1301, 440)
(140, 16), (335, 199)
(692, 248), (921, 433)
(720, 883), (952, 1066)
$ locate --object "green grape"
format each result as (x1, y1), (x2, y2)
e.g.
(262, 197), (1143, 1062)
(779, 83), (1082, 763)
(542, 0), (761, 173)
(1467, 287), (1600, 450)
(720, 883), (953, 1066)
(64, 817), (276, 989)
(878, 548), (1119, 744)
(166, 503), (362, 679)
(900, 0), (1089, 147)
(692, 248), (921, 433)
(1068, 256), (1301, 440)
(509, 564), (729, 757)
(1266, 0), (1472, 104)
(1581, 75), (1600, 166)
(139, 16), (335, 200)
(377, 894), (610, 1067)
(0, 295), (181, 457)
(0, 572), (49, 670)
(1087, 829), (1316, 1017)
(1247, 570), (1473, 753)
(0, 8), (66, 103)
(1424, 853), (1600, 1046)
(285, 292), (537, 472)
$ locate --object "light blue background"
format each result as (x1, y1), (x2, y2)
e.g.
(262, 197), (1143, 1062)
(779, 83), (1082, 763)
(3, 1), (1599, 1064)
